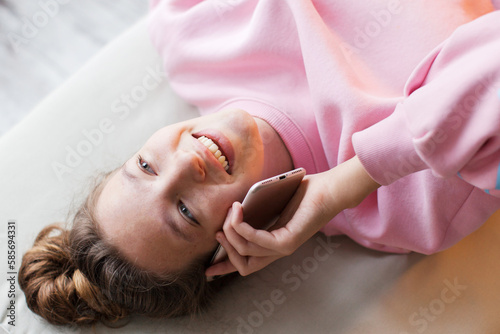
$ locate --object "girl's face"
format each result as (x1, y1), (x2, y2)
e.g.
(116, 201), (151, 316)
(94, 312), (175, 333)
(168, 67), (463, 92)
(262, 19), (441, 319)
(96, 109), (266, 274)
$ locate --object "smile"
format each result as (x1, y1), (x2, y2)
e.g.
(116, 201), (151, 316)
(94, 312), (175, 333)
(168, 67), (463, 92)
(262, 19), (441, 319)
(197, 136), (229, 171)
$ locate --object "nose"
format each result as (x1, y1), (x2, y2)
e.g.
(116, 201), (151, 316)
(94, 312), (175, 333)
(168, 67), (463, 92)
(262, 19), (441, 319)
(156, 149), (207, 200)
(170, 150), (206, 183)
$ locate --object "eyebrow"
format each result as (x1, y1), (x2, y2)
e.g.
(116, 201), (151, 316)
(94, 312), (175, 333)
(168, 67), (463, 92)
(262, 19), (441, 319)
(165, 217), (194, 243)
(121, 162), (194, 243)
(121, 163), (136, 180)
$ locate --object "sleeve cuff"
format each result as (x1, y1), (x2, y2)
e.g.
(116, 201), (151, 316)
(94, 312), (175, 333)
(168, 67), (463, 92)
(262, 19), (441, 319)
(352, 104), (428, 186)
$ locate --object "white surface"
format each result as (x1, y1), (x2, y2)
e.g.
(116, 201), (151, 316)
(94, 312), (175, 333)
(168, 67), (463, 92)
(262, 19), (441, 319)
(0, 0), (148, 137)
(1, 13), (500, 334)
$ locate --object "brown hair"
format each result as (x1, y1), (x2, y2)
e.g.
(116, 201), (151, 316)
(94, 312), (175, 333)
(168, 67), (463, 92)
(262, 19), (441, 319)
(18, 172), (215, 326)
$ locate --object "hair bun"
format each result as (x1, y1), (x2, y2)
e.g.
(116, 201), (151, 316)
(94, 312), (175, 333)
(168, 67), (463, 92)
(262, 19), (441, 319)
(19, 224), (125, 325)
(19, 224), (83, 324)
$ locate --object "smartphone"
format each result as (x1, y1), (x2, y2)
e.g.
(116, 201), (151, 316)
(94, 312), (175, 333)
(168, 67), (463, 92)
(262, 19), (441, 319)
(208, 168), (306, 268)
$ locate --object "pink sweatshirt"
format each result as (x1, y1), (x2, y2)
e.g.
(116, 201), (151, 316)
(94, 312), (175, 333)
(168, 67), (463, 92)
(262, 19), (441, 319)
(149, 0), (500, 254)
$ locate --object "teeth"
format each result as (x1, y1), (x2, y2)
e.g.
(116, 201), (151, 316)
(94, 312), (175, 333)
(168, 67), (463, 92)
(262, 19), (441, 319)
(208, 144), (218, 153)
(197, 136), (230, 171)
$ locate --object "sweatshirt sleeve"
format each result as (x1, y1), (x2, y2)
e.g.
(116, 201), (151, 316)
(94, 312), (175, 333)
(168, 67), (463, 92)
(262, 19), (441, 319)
(352, 11), (500, 197)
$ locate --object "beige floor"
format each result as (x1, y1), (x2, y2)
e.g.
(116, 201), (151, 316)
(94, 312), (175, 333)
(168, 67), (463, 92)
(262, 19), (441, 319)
(0, 0), (148, 137)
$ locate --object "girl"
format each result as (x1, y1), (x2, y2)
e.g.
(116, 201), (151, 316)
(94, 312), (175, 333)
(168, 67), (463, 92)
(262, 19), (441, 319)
(19, 0), (500, 326)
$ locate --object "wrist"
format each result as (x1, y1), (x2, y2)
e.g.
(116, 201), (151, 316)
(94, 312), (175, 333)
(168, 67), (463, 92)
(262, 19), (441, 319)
(349, 155), (381, 207)
(327, 155), (381, 209)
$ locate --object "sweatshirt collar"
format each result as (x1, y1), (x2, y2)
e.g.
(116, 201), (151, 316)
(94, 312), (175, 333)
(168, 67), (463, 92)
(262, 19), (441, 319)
(215, 98), (318, 175)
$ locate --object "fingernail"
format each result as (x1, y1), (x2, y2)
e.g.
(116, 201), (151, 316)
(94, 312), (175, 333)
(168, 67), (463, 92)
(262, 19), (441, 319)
(232, 202), (240, 217)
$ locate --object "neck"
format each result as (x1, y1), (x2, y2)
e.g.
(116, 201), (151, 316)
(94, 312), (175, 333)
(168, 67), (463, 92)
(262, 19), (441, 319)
(254, 117), (294, 178)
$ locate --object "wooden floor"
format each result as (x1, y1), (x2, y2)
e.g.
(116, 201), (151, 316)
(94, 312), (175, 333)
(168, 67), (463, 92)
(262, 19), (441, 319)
(0, 0), (148, 137)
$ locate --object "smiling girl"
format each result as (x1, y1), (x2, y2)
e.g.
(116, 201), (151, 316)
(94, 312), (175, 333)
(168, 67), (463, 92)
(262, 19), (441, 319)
(19, 0), (500, 326)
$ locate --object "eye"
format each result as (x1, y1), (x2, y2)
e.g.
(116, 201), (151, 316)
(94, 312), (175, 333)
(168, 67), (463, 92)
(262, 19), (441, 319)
(137, 155), (155, 175)
(179, 201), (199, 225)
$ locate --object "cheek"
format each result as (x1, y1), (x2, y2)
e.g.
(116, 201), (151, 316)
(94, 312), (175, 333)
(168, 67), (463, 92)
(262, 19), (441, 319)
(241, 145), (263, 167)
(195, 187), (239, 231)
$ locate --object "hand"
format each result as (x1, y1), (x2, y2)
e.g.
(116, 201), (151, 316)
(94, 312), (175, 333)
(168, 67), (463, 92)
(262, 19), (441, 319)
(205, 156), (380, 278)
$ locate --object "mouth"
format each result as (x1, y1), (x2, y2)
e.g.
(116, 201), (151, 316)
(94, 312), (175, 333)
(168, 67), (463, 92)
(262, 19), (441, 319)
(193, 132), (234, 175)
(197, 136), (229, 171)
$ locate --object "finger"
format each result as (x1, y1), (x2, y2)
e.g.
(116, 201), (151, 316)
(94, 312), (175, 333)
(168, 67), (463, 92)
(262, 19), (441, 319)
(205, 257), (237, 277)
(224, 203), (276, 257)
(216, 230), (258, 276)
(223, 203), (248, 251)
(232, 220), (295, 255)
(219, 231), (285, 276)
(231, 182), (310, 252)
(204, 205), (239, 277)
(227, 223), (278, 257)
(232, 220), (280, 249)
